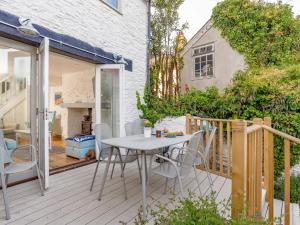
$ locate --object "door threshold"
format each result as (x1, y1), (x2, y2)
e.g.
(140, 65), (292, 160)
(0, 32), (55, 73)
(49, 159), (97, 175)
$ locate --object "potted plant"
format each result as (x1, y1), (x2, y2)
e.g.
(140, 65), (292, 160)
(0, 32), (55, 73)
(143, 120), (153, 138)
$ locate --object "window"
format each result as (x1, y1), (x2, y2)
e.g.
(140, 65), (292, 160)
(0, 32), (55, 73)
(103, 0), (119, 10)
(193, 44), (214, 56)
(193, 44), (214, 78)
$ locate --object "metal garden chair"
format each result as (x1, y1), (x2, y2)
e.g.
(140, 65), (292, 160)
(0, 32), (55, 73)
(108, 119), (143, 181)
(124, 119), (163, 184)
(0, 130), (44, 220)
(90, 123), (140, 200)
(149, 128), (216, 197)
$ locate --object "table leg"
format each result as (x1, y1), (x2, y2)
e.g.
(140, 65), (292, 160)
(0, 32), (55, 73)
(98, 148), (113, 201)
(141, 150), (147, 220)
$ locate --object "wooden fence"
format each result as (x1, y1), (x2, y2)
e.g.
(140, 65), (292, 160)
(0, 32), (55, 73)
(186, 114), (254, 178)
(186, 114), (300, 225)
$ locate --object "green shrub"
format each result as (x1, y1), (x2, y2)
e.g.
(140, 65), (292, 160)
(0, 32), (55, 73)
(133, 193), (271, 225)
(275, 174), (300, 206)
(137, 66), (300, 178)
(212, 0), (300, 67)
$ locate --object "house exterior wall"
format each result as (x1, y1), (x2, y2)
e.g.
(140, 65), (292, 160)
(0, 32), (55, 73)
(0, 0), (148, 123)
(181, 24), (246, 92)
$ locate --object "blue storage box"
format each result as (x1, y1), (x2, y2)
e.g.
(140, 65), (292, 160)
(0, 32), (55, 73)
(65, 135), (95, 159)
(66, 146), (94, 159)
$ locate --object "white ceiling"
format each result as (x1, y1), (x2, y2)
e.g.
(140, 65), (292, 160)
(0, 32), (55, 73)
(49, 53), (95, 77)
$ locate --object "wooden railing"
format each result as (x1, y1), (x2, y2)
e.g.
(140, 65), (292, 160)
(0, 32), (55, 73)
(231, 118), (300, 225)
(186, 114), (254, 178)
(186, 114), (300, 224)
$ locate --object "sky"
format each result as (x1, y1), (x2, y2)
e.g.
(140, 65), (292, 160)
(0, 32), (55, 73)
(179, 0), (300, 41)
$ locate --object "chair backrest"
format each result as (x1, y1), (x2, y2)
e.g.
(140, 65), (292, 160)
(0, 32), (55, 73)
(203, 127), (217, 159)
(95, 123), (112, 159)
(179, 130), (203, 176)
(125, 119), (144, 136)
(193, 127), (217, 166)
(0, 130), (12, 167)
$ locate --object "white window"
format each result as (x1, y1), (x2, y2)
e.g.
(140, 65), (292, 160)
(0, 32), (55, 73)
(103, 0), (119, 10)
(193, 44), (214, 78)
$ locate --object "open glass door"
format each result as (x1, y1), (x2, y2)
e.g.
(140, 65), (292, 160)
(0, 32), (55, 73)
(38, 38), (49, 189)
(95, 64), (125, 157)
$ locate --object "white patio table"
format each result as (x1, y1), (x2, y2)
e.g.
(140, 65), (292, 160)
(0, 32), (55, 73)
(100, 134), (192, 219)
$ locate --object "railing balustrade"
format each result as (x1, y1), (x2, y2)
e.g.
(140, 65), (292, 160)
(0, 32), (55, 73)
(186, 114), (300, 225)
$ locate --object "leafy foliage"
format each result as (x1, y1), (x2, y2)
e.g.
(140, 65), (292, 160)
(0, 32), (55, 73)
(137, 65), (300, 178)
(150, 0), (188, 98)
(275, 174), (300, 206)
(133, 193), (271, 225)
(212, 0), (300, 67)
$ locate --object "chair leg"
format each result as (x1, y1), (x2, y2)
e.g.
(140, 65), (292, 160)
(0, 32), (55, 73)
(173, 178), (177, 192)
(5, 174), (9, 186)
(177, 176), (184, 198)
(35, 165), (45, 196)
(163, 178), (168, 194)
(120, 150), (130, 178)
(193, 165), (202, 196)
(117, 149), (127, 200)
(110, 160), (116, 179)
(203, 161), (213, 191)
(136, 151), (142, 183)
(1, 173), (10, 220)
(90, 159), (100, 191)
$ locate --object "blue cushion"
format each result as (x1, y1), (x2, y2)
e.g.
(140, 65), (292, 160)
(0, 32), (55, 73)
(65, 139), (96, 149)
(5, 138), (16, 151)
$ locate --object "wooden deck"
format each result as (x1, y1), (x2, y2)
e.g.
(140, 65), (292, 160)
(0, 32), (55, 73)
(0, 160), (298, 225)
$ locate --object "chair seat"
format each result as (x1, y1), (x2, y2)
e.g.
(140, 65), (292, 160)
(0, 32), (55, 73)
(151, 162), (179, 179)
(4, 161), (36, 174)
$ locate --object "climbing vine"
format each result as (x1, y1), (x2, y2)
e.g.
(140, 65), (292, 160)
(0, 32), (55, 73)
(212, 0), (300, 67)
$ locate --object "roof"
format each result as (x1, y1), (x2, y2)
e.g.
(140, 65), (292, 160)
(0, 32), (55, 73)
(181, 19), (213, 56)
(0, 9), (133, 71)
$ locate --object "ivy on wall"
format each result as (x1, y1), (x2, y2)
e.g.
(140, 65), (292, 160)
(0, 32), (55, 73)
(212, 0), (300, 67)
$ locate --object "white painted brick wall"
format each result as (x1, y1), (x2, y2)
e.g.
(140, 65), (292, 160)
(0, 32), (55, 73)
(0, 0), (147, 123)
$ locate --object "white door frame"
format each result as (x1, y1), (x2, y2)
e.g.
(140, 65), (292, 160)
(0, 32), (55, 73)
(95, 64), (125, 156)
(38, 37), (50, 189)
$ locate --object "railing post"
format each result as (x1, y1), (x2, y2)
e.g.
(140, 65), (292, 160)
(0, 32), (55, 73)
(284, 139), (291, 225)
(186, 114), (192, 134)
(253, 118), (263, 217)
(231, 120), (247, 218)
(264, 117), (274, 223)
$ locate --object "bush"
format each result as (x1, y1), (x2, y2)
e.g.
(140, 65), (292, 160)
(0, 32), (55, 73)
(133, 193), (271, 225)
(137, 66), (300, 178)
(212, 0), (300, 67)
(275, 174), (300, 207)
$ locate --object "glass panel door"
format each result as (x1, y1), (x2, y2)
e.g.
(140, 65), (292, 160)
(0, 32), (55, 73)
(0, 37), (37, 183)
(95, 64), (124, 157)
(100, 69), (120, 137)
(38, 37), (49, 189)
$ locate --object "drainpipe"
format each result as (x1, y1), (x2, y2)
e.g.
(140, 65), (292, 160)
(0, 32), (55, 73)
(146, 0), (151, 96)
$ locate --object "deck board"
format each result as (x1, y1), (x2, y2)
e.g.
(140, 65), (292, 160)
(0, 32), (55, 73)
(0, 161), (298, 225)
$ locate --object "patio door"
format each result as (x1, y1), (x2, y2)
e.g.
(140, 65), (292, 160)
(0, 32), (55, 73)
(37, 38), (49, 189)
(95, 64), (125, 157)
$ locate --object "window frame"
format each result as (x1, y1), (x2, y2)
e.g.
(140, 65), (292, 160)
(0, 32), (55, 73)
(101, 0), (122, 14)
(192, 44), (215, 80)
